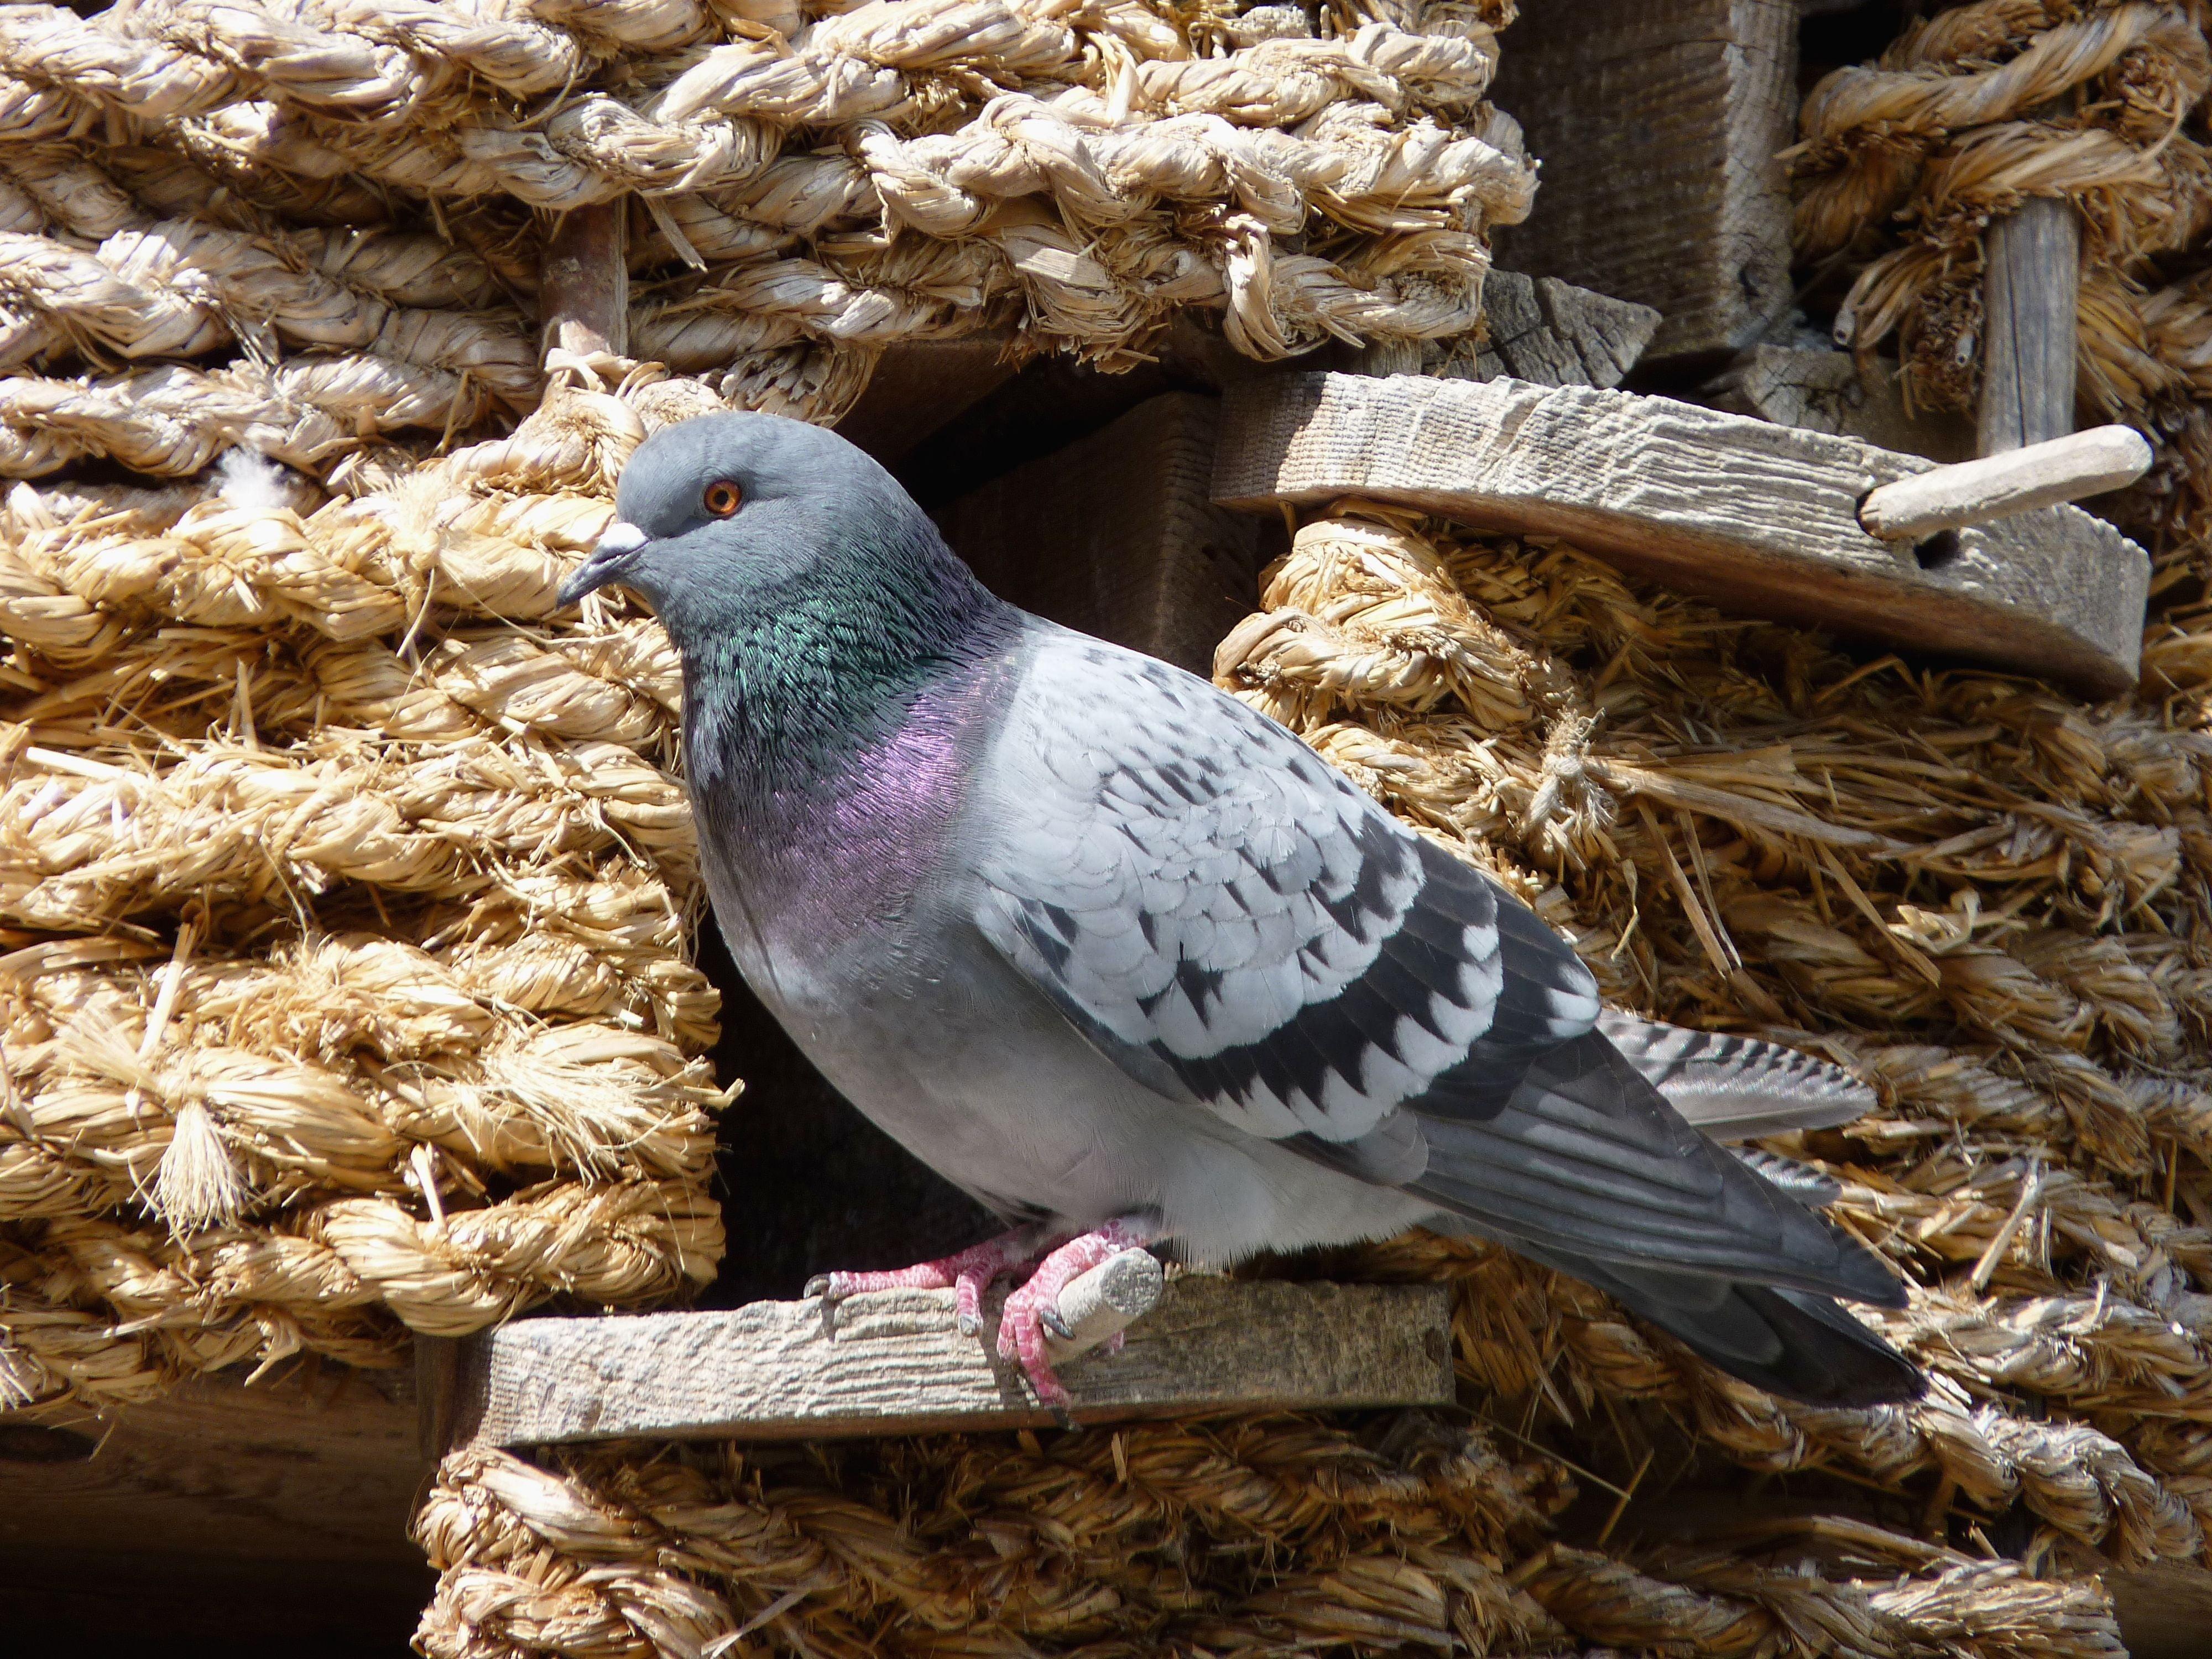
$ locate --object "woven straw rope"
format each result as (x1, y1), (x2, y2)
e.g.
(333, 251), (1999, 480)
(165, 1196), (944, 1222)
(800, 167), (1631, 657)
(0, 0), (1535, 1413)
(0, 0), (1533, 434)
(410, 1423), (2124, 1658)
(0, 362), (744, 1415)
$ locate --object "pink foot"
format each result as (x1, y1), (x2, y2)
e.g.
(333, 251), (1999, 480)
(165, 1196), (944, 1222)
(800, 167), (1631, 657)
(995, 1217), (1155, 1407)
(806, 1225), (1045, 1335)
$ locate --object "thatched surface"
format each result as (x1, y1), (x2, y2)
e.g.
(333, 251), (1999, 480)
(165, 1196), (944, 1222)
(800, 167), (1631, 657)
(0, 0), (1533, 440)
(0, 366), (731, 1413)
(415, 1417), (2124, 1659)
(1201, 499), (2212, 1609)
(0, 0), (1543, 1416)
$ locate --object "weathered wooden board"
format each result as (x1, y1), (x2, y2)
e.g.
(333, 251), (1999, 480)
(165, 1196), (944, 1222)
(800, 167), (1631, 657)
(1469, 271), (1661, 389)
(939, 391), (1262, 676)
(1487, 0), (1797, 363)
(540, 204), (627, 362)
(2105, 1561), (2212, 1659)
(0, 1365), (422, 1562)
(1328, 271), (1660, 389)
(448, 1277), (1454, 1448)
(1213, 373), (2150, 696)
(834, 331), (1022, 465)
(1704, 346), (1975, 463)
(1980, 196), (2081, 455)
(0, 1365), (430, 1653)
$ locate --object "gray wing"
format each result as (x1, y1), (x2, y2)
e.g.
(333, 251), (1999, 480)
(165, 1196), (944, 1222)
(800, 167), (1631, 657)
(969, 632), (1897, 1304)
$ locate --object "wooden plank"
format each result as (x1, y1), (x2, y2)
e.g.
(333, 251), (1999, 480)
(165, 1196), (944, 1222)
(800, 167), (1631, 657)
(1334, 272), (1661, 388)
(1469, 272), (1660, 389)
(450, 1277), (1454, 1447)
(938, 390), (1262, 677)
(0, 1365), (425, 1566)
(833, 331), (1022, 466)
(1704, 346), (1975, 463)
(1859, 425), (2152, 539)
(1486, 0), (1797, 363)
(539, 204), (627, 363)
(1212, 373), (2149, 697)
(1979, 197), (2081, 455)
(2105, 1561), (2212, 1659)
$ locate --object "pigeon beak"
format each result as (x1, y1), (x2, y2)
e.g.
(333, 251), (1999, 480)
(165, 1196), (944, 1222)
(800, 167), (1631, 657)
(559, 520), (648, 606)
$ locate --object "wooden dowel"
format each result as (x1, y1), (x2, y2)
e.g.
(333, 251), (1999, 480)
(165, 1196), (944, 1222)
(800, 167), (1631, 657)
(1859, 424), (2152, 540)
(1042, 1246), (1164, 1364)
(539, 203), (628, 365)
(1978, 197), (2079, 456)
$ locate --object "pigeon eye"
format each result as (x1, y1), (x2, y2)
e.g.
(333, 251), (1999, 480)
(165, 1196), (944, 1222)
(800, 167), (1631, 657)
(703, 480), (743, 517)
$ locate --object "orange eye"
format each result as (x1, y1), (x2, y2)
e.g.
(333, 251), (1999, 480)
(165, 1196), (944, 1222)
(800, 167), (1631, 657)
(703, 480), (743, 517)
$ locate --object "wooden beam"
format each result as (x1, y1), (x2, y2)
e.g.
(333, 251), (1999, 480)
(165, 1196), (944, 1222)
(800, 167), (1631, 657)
(1704, 346), (1975, 463)
(833, 331), (1022, 465)
(446, 1277), (1454, 1448)
(2105, 1562), (2212, 1659)
(1979, 197), (2081, 455)
(1337, 273), (1661, 387)
(1212, 373), (2149, 697)
(1469, 272), (1660, 389)
(938, 391), (1261, 677)
(0, 1366), (425, 1565)
(1859, 425), (2152, 540)
(1486, 0), (1797, 364)
(539, 204), (628, 364)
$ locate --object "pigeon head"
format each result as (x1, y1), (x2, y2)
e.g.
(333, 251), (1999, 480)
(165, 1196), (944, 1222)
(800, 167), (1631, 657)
(557, 411), (954, 647)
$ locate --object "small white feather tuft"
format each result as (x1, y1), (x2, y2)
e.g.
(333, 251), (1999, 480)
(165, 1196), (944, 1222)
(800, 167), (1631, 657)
(215, 447), (294, 514)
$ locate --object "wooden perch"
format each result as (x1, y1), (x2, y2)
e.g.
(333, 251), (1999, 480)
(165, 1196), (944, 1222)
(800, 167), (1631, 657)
(445, 1277), (1454, 1448)
(1213, 373), (2150, 697)
(1859, 425), (2152, 540)
(1979, 196), (2080, 456)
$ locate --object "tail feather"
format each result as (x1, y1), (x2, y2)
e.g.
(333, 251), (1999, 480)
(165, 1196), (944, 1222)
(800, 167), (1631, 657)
(1731, 1145), (1843, 1208)
(1598, 1012), (1875, 1141)
(1404, 1027), (1921, 1408)
(1516, 1242), (1923, 1408)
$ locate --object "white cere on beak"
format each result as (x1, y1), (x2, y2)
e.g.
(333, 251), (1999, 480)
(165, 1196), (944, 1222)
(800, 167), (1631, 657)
(596, 521), (648, 557)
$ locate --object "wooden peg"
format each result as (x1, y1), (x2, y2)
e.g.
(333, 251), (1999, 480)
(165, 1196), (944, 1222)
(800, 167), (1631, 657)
(1979, 197), (2079, 456)
(539, 203), (628, 366)
(1859, 424), (2152, 540)
(1042, 1246), (1164, 1364)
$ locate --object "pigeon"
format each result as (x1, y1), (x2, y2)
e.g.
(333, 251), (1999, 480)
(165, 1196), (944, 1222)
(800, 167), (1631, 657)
(559, 411), (1922, 1410)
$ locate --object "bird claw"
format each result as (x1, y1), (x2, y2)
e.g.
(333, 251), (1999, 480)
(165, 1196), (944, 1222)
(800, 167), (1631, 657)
(800, 1229), (1045, 1330)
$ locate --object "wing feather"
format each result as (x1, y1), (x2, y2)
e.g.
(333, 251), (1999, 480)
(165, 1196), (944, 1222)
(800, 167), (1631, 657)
(969, 632), (1893, 1307)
